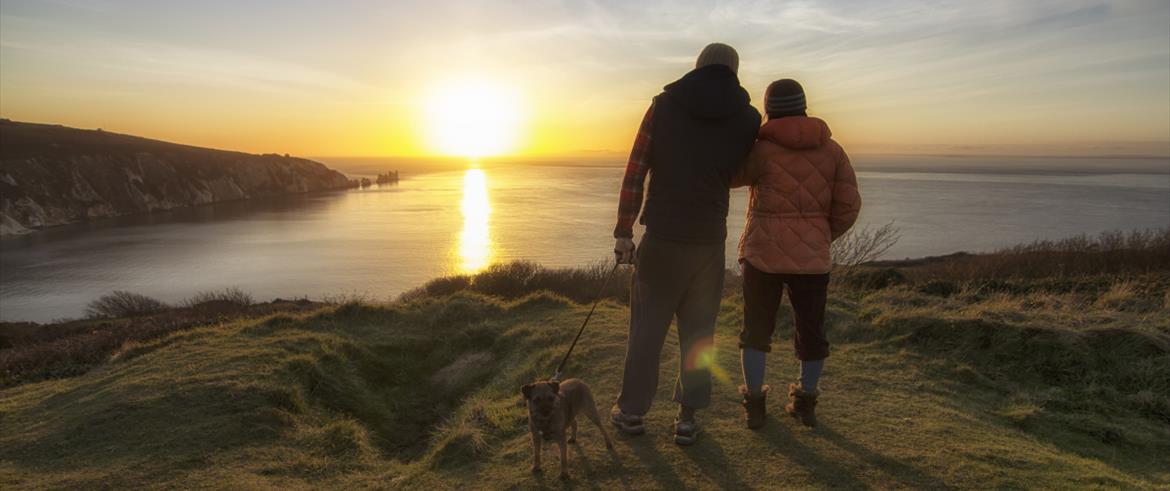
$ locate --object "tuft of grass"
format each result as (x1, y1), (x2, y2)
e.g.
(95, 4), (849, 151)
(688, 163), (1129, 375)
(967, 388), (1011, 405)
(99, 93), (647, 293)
(425, 416), (489, 470)
(1093, 281), (1144, 311)
(85, 291), (169, 318)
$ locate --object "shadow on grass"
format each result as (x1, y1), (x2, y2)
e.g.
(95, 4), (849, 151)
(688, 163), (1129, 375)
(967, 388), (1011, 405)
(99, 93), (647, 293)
(678, 435), (753, 491)
(817, 424), (955, 490)
(625, 433), (687, 490)
(755, 415), (870, 489)
(556, 441), (641, 491)
(566, 442), (601, 491)
(913, 356), (1170, 481)
(753, 415), (954, 489)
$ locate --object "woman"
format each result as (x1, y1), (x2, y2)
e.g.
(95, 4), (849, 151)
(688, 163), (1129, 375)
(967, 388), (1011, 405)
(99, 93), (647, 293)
(731, 79), (861, 429)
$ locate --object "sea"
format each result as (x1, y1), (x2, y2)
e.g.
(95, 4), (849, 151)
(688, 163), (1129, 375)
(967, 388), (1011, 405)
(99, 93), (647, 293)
(1, 155), (1167, 322)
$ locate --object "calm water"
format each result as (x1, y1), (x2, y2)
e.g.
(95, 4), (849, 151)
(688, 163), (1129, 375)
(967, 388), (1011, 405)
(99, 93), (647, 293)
(1, 162), (1168, 322)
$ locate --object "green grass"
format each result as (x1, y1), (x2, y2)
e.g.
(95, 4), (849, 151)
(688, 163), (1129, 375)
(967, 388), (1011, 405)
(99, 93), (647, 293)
(2, 280), (1168, 489)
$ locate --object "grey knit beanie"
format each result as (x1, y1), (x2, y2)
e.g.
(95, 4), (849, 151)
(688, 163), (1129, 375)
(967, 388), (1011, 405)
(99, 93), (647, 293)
(695, 43), (739, 74)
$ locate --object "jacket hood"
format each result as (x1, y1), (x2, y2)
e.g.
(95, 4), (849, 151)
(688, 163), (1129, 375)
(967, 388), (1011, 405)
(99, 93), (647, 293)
(759, 117), (831, 150)
(662, 64), (752, 120)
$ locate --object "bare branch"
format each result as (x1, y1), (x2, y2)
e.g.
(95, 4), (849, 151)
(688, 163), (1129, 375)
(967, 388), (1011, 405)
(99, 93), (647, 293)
(832, 221), (902, 268)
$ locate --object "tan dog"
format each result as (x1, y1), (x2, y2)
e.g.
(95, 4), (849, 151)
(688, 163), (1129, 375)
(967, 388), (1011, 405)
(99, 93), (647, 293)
(521, 378), (614, 479)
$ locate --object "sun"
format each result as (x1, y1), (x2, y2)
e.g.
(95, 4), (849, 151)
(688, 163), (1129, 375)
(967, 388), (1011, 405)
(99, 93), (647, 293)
(426, 78), (523, 158)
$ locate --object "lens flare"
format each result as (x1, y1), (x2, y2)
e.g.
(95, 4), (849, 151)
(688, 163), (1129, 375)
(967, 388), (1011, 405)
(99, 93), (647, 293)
(683, 336), (731, 385)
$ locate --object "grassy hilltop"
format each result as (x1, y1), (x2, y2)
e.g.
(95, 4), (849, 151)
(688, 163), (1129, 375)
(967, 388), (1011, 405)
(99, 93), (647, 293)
(1, 232), (1169, 489)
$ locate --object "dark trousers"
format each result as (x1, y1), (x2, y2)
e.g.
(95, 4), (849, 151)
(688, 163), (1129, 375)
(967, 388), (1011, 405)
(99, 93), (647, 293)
(616, 234), (725, 416)
(739, 261), (830, 361)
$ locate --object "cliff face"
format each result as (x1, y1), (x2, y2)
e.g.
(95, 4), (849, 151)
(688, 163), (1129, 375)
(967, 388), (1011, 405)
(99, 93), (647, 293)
(0, 120), (353, 235)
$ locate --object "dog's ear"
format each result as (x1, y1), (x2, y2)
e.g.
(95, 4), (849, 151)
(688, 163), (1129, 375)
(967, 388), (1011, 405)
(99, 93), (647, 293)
(522, 383), (534, 399)
(548, 380), (560, 394)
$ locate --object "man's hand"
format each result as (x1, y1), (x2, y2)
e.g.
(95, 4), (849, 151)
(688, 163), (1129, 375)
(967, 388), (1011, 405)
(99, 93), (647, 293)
(614, 238), (636, 264)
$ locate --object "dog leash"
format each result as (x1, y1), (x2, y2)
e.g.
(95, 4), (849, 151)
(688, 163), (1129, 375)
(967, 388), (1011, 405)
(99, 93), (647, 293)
(551, 262), (621, 382)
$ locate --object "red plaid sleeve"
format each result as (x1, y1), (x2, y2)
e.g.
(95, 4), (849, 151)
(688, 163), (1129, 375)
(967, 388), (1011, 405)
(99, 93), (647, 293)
(613, 101), (655, 239)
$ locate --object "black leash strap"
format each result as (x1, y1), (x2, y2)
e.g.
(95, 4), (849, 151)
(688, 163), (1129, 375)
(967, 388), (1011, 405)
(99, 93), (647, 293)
(552, 262), (621, 381)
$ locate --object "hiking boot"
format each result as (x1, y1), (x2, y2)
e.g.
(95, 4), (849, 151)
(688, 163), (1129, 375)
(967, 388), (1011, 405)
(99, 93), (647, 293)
(673, 418), (702, 446)
(739, 384), (769, 430)
(610, 405), (645, 435)
(785, 382), (820, 427)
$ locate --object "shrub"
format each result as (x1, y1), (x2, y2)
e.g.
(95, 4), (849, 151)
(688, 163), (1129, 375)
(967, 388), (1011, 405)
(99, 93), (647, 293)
(399, 275), (472, 302)
(321, 291), (372, 306)
(185, 287), (253, 308)
(85, 291), (170, 319)
(901, 228), (1170, 282)
(470, 262), (542, 299)
(401, 261), (631, 304)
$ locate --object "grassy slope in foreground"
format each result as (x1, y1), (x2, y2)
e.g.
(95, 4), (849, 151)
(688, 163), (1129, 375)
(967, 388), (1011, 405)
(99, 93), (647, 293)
(2, 276), (1168, 489)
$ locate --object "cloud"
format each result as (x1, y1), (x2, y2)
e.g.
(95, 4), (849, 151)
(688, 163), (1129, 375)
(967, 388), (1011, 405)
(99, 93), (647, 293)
(1, 0), (1167, 152)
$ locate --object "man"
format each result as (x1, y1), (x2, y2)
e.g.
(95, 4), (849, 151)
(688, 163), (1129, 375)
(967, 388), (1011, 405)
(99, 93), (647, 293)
(611, 43), (761, 446)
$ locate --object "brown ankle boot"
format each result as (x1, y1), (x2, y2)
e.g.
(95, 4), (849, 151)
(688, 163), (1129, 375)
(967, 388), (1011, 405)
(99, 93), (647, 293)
(738, 385), (769, 430)
(784, 383), (819, 427)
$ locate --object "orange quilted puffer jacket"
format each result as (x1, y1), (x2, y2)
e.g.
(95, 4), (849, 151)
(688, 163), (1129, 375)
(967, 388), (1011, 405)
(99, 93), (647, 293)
(733, 116), (861, 274)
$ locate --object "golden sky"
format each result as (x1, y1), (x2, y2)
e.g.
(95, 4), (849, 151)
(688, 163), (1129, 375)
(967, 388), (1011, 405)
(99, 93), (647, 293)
(2, 0), (1168, 158)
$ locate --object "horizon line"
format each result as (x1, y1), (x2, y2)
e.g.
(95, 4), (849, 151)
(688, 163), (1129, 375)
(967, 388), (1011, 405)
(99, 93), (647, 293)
(3, 117), (1168, 162)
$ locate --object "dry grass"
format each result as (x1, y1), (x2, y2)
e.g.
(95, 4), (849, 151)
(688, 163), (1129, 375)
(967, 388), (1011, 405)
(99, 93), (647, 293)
(1094, 281), (1140, 311)
(883, 228), (1170, 282)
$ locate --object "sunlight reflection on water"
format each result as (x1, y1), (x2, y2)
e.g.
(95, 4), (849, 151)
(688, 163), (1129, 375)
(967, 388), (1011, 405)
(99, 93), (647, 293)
(457, 168), (492, 273)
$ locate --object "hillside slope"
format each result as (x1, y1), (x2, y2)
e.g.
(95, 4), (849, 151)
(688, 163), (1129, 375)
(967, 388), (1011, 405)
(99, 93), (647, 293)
(2, 281), (1167, 489)
(0, 120), (352, 235)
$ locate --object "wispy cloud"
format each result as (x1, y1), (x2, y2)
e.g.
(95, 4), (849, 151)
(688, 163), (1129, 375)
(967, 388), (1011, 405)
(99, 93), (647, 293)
(1, 14), (370, 96)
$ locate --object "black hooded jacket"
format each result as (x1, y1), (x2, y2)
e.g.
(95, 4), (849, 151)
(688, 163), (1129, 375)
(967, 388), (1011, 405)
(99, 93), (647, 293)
(640, 64), (761, 243)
